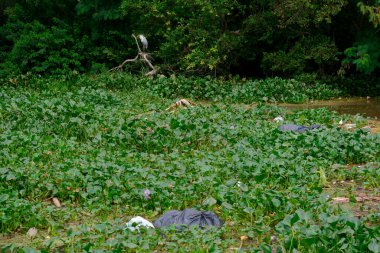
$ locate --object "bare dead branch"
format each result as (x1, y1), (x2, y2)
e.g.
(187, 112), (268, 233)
(109, 54), (139, 72)
(132, 34), (142, 52)
(145, 68), (157, 77)
(142, 53), (155, 70)
(110, 34), (157, 76)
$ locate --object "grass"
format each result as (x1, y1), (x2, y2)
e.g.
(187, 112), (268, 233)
(0, 74), (379, 252)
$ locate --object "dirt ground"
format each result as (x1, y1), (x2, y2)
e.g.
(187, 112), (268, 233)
(325, 163), (380, 221)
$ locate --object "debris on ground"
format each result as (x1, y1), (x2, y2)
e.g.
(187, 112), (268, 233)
(273, 116), (284, 122)
(279, 124), (320, 133)
(52, 197), (62, 208)
(153, 208), (223, 229)
(344, 123), (356, 130)
(326, 164), (380, 218)
(361, 126), (371, 131)
(338, 119), (359, 130)
(331, 197), (350, 203)
(27, 227), (38, 239)
(166, 99), (196, 111)
(125, 216), (155, 231)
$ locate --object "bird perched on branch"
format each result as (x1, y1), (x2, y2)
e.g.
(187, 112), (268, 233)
(138, 34), (148, 51)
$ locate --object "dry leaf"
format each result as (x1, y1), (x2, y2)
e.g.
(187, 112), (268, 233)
(52, 197), (62, 208)
(240, 235), (248, 241)
(27, 227), (38, 238)
(332, 197), (349, 203)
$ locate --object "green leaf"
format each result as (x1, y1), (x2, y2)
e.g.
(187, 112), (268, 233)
(0, 194), (9, 202)
(272, 198), (281, 208)
(124, 242), (138, 249)
(238, 183), (249, 192)
(23, 248), (40, 253)
(368, 239), (380, 253)
(203, 197), (217, 207)
(222, 202), (233, 210)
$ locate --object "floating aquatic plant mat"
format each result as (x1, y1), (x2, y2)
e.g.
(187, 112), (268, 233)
(0, 84), (379, 252)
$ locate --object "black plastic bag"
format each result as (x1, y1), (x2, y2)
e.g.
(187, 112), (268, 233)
(279, 124), (320, 133)
(153, 208), (223, 229)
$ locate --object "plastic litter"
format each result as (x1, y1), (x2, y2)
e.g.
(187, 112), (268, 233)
(362, 126), (371, 131)
(27, 227), (38, 238)
(154, 208), (223, 229)
(52, 197), (61, 208)
(125, 216), (155, 231)
(339, 120), (357, 130)
(279, 124), (320, 133)
(344, 124), (356, 129)
(273, 116), (284, 122)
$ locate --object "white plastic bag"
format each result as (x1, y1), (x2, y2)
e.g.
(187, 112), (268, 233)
(125, 216), (155, 231)
(273, 116), (284, 122)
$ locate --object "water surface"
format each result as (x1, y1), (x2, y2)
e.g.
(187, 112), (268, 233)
(280, 97), (380, 118)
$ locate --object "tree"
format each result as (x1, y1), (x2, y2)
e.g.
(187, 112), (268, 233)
(120, 0), (241, 74)
(341, 0), (380, 75)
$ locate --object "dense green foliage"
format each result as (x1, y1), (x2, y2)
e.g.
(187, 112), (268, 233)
(1, 73), (343, 103)
(0, 76), (379, 252)
(0, 0), (379, 81)
(341, 1), (380, 75)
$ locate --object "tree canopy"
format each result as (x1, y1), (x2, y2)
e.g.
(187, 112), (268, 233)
(0, 0), (379, 78)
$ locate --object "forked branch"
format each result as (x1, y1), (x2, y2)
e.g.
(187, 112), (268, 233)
(110, 34), (157, 76)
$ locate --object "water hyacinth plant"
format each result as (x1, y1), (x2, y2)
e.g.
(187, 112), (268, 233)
(0, 74), (379, 252)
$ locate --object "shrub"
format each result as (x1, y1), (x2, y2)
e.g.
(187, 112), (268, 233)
(0, 19), (82, 76)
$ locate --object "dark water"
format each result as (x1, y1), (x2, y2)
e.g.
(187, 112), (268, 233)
(281, 97), (380, 118)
